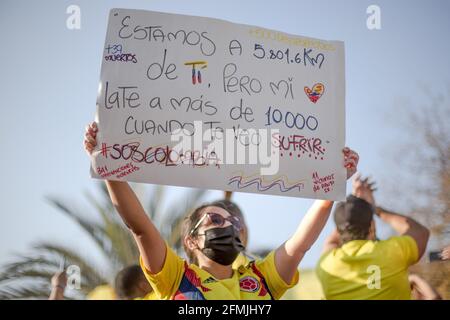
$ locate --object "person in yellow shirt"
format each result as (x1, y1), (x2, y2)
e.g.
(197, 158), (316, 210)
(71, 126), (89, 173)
(316, 175), (430, 300)
(86, 284), (117, 300)
(87, 266), (156, 300)
(94, 200), (250, 300)
(84, 121), (360, 300)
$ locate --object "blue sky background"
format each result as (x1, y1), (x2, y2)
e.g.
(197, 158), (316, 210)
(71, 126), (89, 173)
(1, 0), (449, 275)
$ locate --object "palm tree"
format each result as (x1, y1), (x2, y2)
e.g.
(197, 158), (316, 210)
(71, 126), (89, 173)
(0, 182), (207, 299)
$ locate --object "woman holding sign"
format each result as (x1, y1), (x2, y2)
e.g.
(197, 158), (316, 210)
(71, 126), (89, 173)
(84, 121), (359, 300)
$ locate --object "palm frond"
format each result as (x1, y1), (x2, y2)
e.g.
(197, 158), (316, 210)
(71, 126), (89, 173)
(163, 188), (207, 252)
(102, 219), (139, 268)
(0, 183), (210, 299)
(0, 267), (55, 285)
(162, 188), (206, 230)
(147, 185), (165, 221)
(0, 283), (52, 300)
(32, 242), (110, 287)
(45, 196), (110, 256)
(0, 256), (59, 284)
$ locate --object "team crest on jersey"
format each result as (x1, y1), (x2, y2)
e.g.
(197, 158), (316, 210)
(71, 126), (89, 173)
(239, 276), (260, 292)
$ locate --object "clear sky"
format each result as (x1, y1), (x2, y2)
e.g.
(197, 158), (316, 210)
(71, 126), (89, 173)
(1, 0), (449, 274)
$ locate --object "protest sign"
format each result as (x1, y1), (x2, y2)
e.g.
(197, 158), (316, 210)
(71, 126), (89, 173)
(91, 8), (346, 200)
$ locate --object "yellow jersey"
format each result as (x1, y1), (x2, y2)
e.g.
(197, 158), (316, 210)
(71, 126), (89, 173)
(86, 284), (117, 300)
(134, 291), (158, 300)
(232, 251), (258, 269)
(316, 235), (419, 300)
(140, 244), (298, 300)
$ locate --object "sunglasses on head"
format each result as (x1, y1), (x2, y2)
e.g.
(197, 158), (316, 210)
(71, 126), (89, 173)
(190, 212), (242, 235)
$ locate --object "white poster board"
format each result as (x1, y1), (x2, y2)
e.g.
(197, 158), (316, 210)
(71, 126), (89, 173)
(91, 8), (346, 200)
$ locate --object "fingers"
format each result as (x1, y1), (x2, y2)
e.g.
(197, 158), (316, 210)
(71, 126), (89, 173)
(343, 147), (359, 179)
(343, 148), (359, 165)
(352, 173), (362, 188)
(84, 141), (95, 154)
(57, 271), (67, 281)
(84, 121), (98, 155)
(361, 177), (376, 190)
(354, 175), (377, 192)
(344, 157), (357, 171)
(84, 133), (97, 149)
(368, 181), (377, 192)
(84, 131), (96, 144)
(440, 247), (450, 260)
(345, 158), (357, 169)
(85, 122), (98, 137)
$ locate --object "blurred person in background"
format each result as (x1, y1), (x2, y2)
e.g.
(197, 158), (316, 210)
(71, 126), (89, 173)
(115, 265), (156, 300)
(317, 175), (430, 299)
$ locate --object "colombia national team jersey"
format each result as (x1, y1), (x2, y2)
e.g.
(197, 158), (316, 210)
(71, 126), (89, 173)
(140, 243), (299, 300)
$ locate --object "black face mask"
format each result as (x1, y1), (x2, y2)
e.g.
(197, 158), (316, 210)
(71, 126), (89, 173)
(200, 225), (245, 266)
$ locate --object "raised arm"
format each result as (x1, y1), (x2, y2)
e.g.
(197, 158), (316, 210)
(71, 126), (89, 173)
(274, 147), (359, 284)
(48, 272), (67, 300)
(352, 175), (429, 260)
(84, 122), (166, 273)
(375, 206), (429, 260)
(322, 228), (341, 254)
(409, 274), (442, 300)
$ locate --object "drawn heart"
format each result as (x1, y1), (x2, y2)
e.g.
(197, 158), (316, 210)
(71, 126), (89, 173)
(304, 83), (325, 103)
